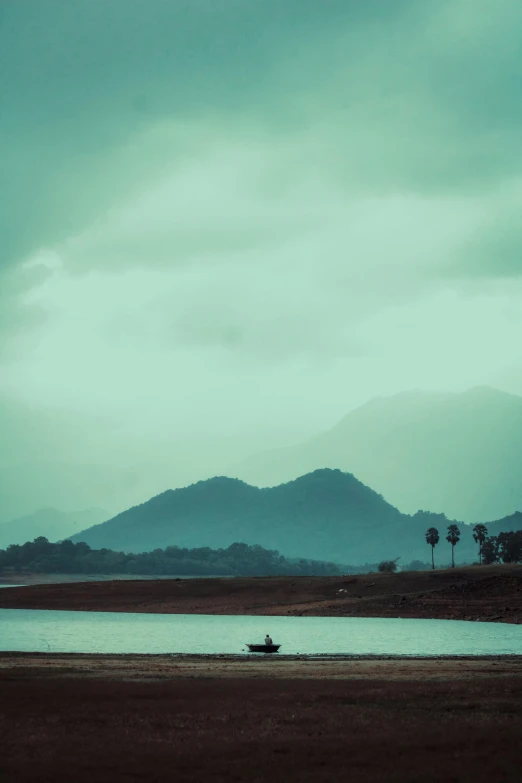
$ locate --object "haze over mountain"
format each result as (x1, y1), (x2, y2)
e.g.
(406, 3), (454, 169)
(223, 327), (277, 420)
(3, 2), (522, 528)
(72, 468), (492, 566)
(0, 507), (108, 549)
(0, 394), (299, 522)
(231, 387), (522, 522)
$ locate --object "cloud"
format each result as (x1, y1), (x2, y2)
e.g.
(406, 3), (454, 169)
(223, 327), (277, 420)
(59, 129), (322, 273)
(455, 204), (522, 279)
(1, 0), (356, 272)
(20, 125), (484, 374)
(3, 0), (522, 279)
(3, 0), (522, 347)
(0, 263), (53, 357)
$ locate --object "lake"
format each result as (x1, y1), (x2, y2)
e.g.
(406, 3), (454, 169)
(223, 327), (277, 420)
(1, 609), (521, 655)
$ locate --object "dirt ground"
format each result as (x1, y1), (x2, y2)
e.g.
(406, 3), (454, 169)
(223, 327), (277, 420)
(1, 655), (521, 782)
(2, 563), (522, 623)
(1, 652), (522, 681)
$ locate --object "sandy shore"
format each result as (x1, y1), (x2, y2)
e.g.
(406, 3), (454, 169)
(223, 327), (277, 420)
(1, 653), (521, 782)
(2, 564), (522, 622)
(2, 652), (522, 680)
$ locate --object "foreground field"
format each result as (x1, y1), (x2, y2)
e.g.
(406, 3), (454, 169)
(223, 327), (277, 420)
(1, 655), (521, 782)
(1, 564), (522, 623)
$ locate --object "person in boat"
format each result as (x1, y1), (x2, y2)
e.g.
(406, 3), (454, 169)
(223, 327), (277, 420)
(265, 634), (273, 646)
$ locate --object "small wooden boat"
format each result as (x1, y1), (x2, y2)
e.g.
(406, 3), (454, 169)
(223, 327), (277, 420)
(246, 643), (281, 653)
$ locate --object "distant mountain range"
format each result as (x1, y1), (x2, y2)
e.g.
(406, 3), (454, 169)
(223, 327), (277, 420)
(70, 469), (522, 566)
(8, 385), (522, 562)
(230, 387), (522, 522)
(4, 385), (522, 531)
(0, 507), (108, 549)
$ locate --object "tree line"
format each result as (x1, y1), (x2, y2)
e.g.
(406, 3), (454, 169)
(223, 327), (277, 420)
(3, 528), (521, 578)
(0, 537), (344, 577)
(480, 531), (522, 564)
(425, 523), (522, 567)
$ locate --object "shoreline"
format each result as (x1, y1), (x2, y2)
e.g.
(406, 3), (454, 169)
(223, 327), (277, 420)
(1, 564), (522, 623)
(2, 650), (521, 659)
(2, 651), (522, 681)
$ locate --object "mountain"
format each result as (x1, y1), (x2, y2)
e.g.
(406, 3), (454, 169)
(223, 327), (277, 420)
(230, 387), (522, 522)
(72, 469), (458, 564)
(0, 507), (108, 549)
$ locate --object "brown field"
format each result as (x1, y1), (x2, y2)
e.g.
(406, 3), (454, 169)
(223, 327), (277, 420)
(1, 655), (522, 782)
(1, 563), (522, 623)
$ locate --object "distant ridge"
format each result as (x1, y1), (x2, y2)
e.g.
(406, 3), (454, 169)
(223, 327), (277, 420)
(230, 387), (522, 522)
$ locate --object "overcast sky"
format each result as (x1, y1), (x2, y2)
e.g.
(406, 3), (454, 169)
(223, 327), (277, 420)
(2, 0), (522, 517)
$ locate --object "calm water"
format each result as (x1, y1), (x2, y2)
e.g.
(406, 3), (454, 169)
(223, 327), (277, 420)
(0, 609), (521, 655)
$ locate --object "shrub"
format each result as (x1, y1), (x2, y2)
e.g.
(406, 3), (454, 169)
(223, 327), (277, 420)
(378, 559), (398, 573)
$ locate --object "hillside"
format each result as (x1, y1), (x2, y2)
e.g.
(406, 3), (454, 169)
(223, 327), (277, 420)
(72, 469), (482, 565)
(231, 387), (522, 522)
(0, 507), (108, 549)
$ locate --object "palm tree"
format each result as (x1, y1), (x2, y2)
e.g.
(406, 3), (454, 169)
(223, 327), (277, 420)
(472, 523), (488, 565)
(425, 527), (439, 570)
(446, 524), (460, 568)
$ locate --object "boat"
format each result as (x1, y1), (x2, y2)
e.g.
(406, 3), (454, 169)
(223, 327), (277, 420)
(246, 643), (281, 653)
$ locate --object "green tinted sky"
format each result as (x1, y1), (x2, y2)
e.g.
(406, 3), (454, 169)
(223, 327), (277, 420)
(1, 0), (522, 516)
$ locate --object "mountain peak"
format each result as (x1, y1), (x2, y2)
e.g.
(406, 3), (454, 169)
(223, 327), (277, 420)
(288, 467), (355, 483)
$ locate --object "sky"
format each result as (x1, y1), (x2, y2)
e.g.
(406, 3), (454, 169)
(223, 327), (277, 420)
(2, 0), (522, 519)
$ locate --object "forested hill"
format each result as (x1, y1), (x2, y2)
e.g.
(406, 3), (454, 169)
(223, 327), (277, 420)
(72, 469), (437, 564)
